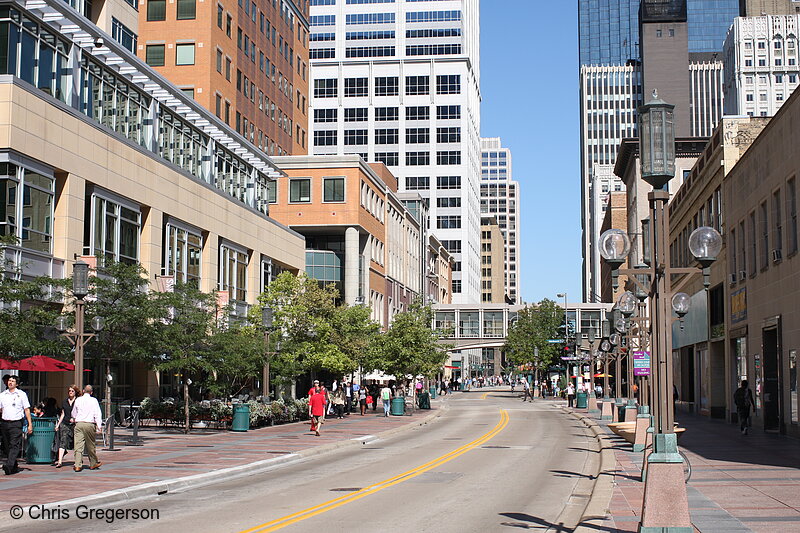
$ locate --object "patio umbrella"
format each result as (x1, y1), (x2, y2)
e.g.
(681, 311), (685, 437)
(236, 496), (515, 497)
(0, 358), (19, 370)
(593, 373), (613, 378)
(15, 355), (76, 372)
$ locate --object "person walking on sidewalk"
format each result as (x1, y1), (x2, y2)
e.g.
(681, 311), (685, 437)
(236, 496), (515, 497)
(309, 389), (325, 437)
(380, 385), (392, 417)
(54, 384), (81, 468)
(0, 376), (33, 475)
(71, 385), (103, 472)
(358, 384), (367, 416)
(734, 380), (755, 435)
(521, 378), (533, 402)
(566, 383), (576, 408)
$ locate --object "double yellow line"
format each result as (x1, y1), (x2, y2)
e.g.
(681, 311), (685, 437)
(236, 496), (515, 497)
(240, 409), (510, 533)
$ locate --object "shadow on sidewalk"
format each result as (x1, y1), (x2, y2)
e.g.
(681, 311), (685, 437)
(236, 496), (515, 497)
(498, 512), (619, 533)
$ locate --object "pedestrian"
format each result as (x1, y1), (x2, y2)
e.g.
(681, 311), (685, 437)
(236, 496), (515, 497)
(54, 385), (80, 468)
(358, 384), (367, 415)
(594, 383), (603, 398)
(567, 382), (576, 408)
(71, 385), (103, 472)
(380, 384), (392, 417)
(332, 386), (345, 419)
(308, 389), (325, 437)
(0, 376), (33, 475)
(344, 382), (352, 415)
(522, 378), (533, 402)
(734, 380), (755, 435)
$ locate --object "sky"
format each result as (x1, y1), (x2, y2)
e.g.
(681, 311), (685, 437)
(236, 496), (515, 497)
(479, 1), (582, 306)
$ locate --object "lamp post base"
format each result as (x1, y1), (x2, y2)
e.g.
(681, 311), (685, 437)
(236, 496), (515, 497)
(633, 406), (651, 452)
(601, 397), (613, 420)
(624, 399), (638, 423)
(638, 433), (692, 533)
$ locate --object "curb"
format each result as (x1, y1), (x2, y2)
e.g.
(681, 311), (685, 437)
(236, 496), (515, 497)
(560, 407), (617, 533)
(3, 404), (447, 523)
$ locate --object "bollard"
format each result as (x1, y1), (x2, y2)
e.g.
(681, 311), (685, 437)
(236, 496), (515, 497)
(102, 415), (121, 451)
(126, 409), (144, 446)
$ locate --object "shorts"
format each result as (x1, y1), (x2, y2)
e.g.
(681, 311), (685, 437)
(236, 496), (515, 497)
(359, 399), (367, 406)
(312, 415), (324, 426)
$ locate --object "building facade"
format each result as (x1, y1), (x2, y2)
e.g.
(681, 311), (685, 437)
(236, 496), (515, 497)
(0, 0), (305, 400)
(480, 137), (520, 303)
(480, 217), (505, 304)
(723, 15), (800, 117)
(740, 0), (800, 16)
(689, 56), (725, 136)
(599, 191), (628, 303)
(307, 0), (482, 304)
(270, 155), (421, 328)
(138, 0), (310, 156)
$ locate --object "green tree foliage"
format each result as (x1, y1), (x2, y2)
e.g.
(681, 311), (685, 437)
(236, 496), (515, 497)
(372, 300), (450, 382)
(330, 303), (381, 374)
(504, 299), (563, 379)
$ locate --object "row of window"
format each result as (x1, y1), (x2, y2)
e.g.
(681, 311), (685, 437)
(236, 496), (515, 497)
(406, 176), (461, 190)
(309, 45), (462, 59)
(313, 127), (460, 145)
(277, 176), (346, 203)
(314, 105), (460, 122)
(313, 75), (460, 98)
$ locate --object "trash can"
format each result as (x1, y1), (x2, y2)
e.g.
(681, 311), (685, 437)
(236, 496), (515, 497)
(576, 392), (588, 409)
(429, 386), (437, 399)
(418, 390), (431, 410)
(26, 417), (57, 464)
(390, 397), (405, 416)
(232, 403), (250, 432)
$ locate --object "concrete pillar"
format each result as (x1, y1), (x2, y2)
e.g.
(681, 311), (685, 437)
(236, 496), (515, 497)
(344, 227), (359, 305)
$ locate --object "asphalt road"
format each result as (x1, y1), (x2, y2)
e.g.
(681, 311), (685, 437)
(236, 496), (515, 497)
(9, 391), (597, 533)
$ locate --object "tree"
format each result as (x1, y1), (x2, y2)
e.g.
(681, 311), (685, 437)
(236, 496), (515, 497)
(504, 299), (563, 382)
(205, 321), (267, 399)
(330, 303), (381, 375)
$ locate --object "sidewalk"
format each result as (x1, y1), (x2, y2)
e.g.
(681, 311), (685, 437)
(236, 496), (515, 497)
(0, 403), (442, 515)
(577, 407), (800, 532)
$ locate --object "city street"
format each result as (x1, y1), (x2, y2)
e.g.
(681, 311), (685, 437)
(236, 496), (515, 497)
(4, 391), (597, 533)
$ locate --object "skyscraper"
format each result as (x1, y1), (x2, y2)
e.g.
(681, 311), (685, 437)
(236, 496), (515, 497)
(480, 138), (521, 304)
(307, 0), (481, 303)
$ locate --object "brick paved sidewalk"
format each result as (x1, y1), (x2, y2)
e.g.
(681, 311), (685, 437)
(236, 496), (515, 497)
(0, 404), (441, 513)
(597, 411), (800, 532)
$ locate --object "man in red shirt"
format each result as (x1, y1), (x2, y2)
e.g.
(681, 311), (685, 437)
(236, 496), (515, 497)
(309, 390), (325, 436)
(308, 381), (320, 431)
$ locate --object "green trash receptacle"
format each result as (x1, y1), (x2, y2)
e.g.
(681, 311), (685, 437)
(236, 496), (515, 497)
(390, 397), (405, 416)
(26, 417), (57, 464)
(418, 390), (431, 410)
(232, 403), (250, 432)
(429, 386), (437, 399)
(576, 392), (588, 409)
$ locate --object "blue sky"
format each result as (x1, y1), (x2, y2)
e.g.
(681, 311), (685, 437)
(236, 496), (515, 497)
(480, 1), (582, 305)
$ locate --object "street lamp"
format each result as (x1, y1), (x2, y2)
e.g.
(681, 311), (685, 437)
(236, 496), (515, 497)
(598, 91), (722, 532)
(56, 260), (103, 389)
(261, 305), (274, 399)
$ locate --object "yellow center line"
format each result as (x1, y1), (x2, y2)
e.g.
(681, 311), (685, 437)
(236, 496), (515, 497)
(481, 391), (492, 400)
(239, 409), (510, 533)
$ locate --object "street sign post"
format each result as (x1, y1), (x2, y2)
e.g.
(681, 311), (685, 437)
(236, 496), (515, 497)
(633, 351), (650, 376)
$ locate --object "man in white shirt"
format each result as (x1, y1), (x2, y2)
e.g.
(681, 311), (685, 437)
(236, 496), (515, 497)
(71, 384), (103, 472)
(0, 376), (32, 475)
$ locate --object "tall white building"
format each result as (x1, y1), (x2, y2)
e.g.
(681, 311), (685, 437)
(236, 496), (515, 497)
(689, 57), (725, 137)
(480, 138), (520, 304)
(723, 15), (800, 117)
(307, 0), (482, 303)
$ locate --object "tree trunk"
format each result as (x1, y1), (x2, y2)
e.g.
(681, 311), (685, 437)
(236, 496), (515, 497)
(184, 380), (190, 434)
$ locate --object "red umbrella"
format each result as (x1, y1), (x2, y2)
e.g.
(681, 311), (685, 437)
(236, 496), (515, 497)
(0, 358), (19, 370)
(15, 355), (75, 372)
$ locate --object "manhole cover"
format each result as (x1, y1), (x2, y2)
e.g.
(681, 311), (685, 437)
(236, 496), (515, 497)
(330, 487), (361, 492)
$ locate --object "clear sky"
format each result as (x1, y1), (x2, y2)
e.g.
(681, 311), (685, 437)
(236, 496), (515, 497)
(480, 0), (582, 306)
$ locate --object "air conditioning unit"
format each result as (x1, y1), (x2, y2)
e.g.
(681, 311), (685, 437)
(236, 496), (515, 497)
(739, 270), (747, 281)
(729, 273), (738, 284)
(772, 249), (783, 263)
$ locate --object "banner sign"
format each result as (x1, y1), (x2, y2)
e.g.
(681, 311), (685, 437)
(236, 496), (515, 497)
(633, 351), (651, 376)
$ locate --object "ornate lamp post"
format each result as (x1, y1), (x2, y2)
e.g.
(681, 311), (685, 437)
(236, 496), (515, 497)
(616, 291), (636, 413)
(261, 305), (274, 399)
(599, 92), (722, 533)
(56, 260), (104, 390)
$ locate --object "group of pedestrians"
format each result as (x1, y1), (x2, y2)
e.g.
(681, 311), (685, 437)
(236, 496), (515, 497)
(307, 380), (395, 436)
(0, 376), (103, 475)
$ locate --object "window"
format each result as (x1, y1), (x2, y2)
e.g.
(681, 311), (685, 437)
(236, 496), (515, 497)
(176, 43), (195, 65)
(217, 4), (224, 27)
(147, 0), (166, 21)
(225, 57), (232, 80)
(406, 151), (430, 166)
(405, 75), (429, 95)
(789, 178), (798, 255)
(310, 15), (336, 26)
(437, 215), (461, 229)
(345, 129), (368, 145)
(345, 12), (395, 24)
(374, 152), (398, 166)
(406, 127), (429, 144)
(749, 211), (757, 275)
(310, 48), (335, 59)
(375, 128), (398, 144)
(375, 107), (398, 121)
(345, 46), (395, 58)
(164, 222), (202, 284)
(0, 163), (55, 254)
(405, 176), (429, 190)
(761, 201), (769, 269)
(145, 45), (165, 66)
(314, 109), (337, 122)
(437, 197), (460, 208)
(375, 76), (399, 96)
(314, 130), (337, 146)
(112, 18), (137, 54)
(310, 32), (336, 42)
(227, 14), (232, 36)
(436, 175), (460, 189)
(436, 127), (460, 143)
(406, 10), (461, 23)
(216, 49), (223, 72)
(437, 150), (461, 165)
(89, 193), (140, 265)
(406, 106), (429, 120)
(437, 105), (460, 119)
(774, 189), (783, 256)
(219, 243), (248, 302)
(344, 77), (368, 97)
(344, 108), (368, 121)
(323, 177), (345, 202)
(177, 0), (196, 19)
(451, 279), (461, 293)
(314, 78), (338, 98)
(289, 178), (311, 202)
(215, 93), (222, 116)
(435, 74), (460, 94)
(267, 180), (277, 204)
(441, 240), (460, 253)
